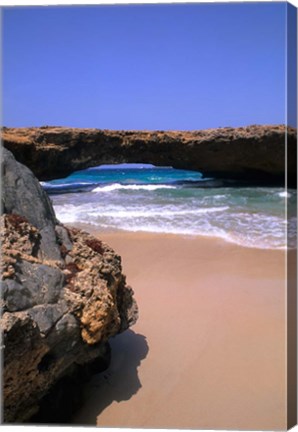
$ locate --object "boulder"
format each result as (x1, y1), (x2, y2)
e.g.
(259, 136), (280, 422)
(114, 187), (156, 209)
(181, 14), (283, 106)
(1, 149), (138, 423)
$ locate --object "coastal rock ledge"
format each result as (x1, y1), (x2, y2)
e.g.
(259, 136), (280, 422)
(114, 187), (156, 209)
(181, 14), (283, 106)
(2, 124), (297, 186)
(1, 148), (138, 423)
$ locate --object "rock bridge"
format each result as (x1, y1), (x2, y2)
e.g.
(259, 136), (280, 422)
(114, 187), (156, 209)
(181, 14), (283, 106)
(2, 124), (297, 186)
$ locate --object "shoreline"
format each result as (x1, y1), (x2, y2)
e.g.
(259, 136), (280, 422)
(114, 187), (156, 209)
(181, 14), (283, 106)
(72, 228), (287, 430)
(64, 222), (289, 252)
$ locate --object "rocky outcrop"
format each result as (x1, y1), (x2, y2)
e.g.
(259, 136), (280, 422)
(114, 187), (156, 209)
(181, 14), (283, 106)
(2, 148), (61, 260)
(1, 124), (297, 186)
(1, 148), (138, 423)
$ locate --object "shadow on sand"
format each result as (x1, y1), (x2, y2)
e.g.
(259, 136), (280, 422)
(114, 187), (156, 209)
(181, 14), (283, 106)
(72, 329), (149, 426)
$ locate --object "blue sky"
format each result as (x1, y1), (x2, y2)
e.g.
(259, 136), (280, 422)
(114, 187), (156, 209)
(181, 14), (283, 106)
(1, 3), (291, 130)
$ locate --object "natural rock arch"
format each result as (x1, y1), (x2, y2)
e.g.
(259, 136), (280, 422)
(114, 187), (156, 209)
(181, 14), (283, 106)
(2, 124), (297, 186)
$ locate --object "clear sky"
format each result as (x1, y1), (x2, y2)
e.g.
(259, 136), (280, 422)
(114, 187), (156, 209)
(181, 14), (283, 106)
(1, 2), (290, 130)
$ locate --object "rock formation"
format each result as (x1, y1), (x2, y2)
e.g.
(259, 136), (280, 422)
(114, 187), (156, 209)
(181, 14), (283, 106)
(1, 124), (297, 186)
(1, 148), (138, 423)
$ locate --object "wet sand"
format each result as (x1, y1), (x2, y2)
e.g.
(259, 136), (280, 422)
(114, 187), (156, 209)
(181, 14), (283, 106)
(72, 232), (286, 430)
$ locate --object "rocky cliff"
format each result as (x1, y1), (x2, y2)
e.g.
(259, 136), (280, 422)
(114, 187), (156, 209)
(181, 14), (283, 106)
(2, 125), (296, 186)
(1, 148), (138, 423)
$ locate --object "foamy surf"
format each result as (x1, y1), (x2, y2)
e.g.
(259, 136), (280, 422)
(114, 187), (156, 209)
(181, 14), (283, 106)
(92, 183), (177, 192)
(42, 164), (297, 250)
(53, 199), (292, 250)
(278, 191), (291, 198)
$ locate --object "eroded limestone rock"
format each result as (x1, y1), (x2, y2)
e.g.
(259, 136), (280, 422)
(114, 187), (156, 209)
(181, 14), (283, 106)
(1, 149), (138, 422)
(2, 124), (296, 185)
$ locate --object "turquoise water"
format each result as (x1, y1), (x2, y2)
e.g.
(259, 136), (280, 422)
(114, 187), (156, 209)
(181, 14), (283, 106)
(42, 164), (297, 249)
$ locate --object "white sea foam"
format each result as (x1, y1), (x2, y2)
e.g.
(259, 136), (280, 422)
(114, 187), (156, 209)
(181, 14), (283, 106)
(50, 174), (296, 250)
(41, 181), (92, 189)
(91, 183), (177, 192)
(212, 195), (227, 199)
(53, 199), (290, 250)
(42, 162), (296, 251)
(54, 204), (230, 220)
(278, 191), (291, 198)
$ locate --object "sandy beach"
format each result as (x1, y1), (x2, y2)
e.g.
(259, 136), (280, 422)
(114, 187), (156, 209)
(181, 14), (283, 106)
(72, 232), (286, 430)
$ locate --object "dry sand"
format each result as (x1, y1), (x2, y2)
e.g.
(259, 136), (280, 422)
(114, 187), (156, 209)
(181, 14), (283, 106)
(72, 232), (286, 430)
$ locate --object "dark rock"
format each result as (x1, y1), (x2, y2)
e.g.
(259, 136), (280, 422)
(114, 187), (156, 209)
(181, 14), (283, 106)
(29, 343), (111, 424)
(28, 302), (68, 336)
(2, 279), (34, 312)
(49, 313), (80, 352)
(2, 148), (61, 260)
(55, 225), (73, 252)
(3, 261), (65, 313)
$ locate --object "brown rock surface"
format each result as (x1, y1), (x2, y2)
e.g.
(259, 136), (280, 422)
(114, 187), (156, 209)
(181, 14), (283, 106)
(1, 124), (296, 186)
(1, 149), (138, 423)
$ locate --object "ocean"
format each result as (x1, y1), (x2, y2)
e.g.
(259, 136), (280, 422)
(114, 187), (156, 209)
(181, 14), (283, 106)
(41, 164), (297, 250)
